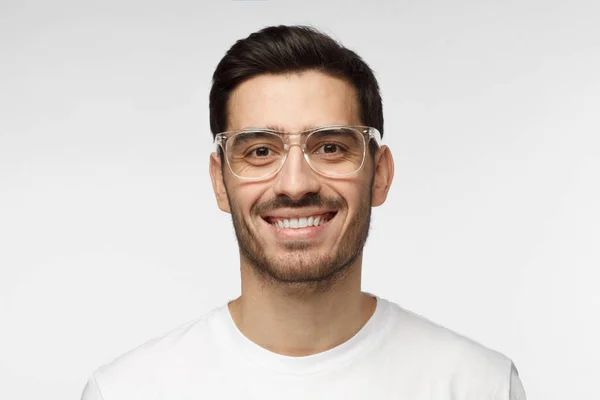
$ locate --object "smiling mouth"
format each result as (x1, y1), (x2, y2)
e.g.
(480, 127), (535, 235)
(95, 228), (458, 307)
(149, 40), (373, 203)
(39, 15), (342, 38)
(263, 212), (337, 229)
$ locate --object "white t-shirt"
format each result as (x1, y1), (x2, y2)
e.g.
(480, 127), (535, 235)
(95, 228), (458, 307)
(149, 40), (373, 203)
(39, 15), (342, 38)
(81, 295), (526, 399)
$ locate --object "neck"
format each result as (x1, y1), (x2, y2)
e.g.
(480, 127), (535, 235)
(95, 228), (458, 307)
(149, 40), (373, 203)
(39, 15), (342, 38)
(228, 254), (377, 357)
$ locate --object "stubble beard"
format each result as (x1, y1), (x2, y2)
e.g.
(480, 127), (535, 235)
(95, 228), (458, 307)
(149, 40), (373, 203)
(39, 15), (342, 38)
(226, 185), (373, 294)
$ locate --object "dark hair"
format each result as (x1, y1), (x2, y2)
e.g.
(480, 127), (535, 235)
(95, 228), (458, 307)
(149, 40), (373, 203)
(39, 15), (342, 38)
(209, 25), (384, 153)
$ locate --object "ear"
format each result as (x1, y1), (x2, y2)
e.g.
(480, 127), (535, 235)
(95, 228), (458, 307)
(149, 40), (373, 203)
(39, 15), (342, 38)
(209, 152), (231, 213)
(371, 145), (394, 207)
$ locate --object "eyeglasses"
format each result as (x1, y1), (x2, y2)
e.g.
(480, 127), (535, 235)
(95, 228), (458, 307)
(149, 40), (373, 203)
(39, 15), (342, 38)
(214, 125), (382, 181)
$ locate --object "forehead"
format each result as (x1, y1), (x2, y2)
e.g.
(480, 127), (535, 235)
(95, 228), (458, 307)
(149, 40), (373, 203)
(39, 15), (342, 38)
(227, 71), (360, 132)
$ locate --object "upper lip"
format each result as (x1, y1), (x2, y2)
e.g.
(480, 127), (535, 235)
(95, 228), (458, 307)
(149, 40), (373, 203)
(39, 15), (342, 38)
(261, 208), (337, 219)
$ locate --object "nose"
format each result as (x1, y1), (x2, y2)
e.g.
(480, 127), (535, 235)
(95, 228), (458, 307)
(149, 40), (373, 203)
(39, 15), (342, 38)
(271, 144), (321, 201)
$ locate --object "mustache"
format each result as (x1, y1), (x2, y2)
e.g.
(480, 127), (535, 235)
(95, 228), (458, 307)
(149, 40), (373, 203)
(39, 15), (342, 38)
(253, 193), (346, 215)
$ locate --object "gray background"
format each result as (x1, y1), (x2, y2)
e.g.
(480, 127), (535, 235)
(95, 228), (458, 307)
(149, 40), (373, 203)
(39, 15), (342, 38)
(1, 0), (598, 398)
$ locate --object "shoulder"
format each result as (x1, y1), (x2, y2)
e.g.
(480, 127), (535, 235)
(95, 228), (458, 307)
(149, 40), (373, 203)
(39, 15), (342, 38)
(87, 305), (226, 398)
(382, 300), (515, 396)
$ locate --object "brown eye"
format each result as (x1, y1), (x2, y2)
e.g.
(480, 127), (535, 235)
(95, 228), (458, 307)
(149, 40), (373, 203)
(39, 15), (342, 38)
(253, 147), (271, 157)
(316, 143), (343, 154)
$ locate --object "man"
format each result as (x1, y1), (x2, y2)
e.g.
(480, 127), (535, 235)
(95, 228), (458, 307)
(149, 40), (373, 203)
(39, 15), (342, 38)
(82, 25), (526, 399)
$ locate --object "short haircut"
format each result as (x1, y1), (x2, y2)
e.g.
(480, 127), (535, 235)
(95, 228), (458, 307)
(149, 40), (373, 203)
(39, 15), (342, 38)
(209, 25), (384, 155)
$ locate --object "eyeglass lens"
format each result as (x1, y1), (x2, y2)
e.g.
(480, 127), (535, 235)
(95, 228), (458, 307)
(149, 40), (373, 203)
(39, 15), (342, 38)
(226, 127), (367, 179)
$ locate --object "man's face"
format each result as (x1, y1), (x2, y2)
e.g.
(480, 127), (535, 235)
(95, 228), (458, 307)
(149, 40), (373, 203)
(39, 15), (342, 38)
(210, 71), (385, 292)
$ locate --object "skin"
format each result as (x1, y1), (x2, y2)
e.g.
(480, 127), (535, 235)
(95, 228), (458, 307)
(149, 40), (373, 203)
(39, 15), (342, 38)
(209, 70), (394, 357)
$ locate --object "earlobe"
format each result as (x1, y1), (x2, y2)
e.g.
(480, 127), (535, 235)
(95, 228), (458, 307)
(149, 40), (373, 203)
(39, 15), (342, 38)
(371, 145), (394, 207)
(209, 152), (231, 213)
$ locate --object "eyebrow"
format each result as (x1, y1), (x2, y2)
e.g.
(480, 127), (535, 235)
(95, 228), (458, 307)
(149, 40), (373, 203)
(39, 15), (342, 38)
(230, 130), (271, 146)
(263, 124), (322, 133)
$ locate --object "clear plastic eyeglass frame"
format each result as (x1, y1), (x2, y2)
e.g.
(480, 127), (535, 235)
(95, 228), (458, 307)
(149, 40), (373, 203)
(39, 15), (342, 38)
(214, 125), (382, 181)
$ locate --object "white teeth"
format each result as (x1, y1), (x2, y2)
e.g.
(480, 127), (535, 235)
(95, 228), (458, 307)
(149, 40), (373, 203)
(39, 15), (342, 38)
(271, 214), (332, 229)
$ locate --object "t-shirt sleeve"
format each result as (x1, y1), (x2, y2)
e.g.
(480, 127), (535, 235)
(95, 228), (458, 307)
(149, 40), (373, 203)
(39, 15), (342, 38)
(81, 374), (104, 400)
(509, 363), (527, 400)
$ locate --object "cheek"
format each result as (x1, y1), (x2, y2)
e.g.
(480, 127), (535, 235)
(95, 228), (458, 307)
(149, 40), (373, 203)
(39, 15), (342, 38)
(334, 179), (371, 206)
(231, 184), (270, 217)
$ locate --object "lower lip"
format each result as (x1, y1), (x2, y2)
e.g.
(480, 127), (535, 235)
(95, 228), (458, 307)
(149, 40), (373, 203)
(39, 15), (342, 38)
(262, 215), (336, 240)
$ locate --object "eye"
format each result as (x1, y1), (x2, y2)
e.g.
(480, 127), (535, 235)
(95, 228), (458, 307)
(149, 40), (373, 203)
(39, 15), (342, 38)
(316, 143), (343, 154)
(252, 147), (271, 157)
(244, 145), (280, 160)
